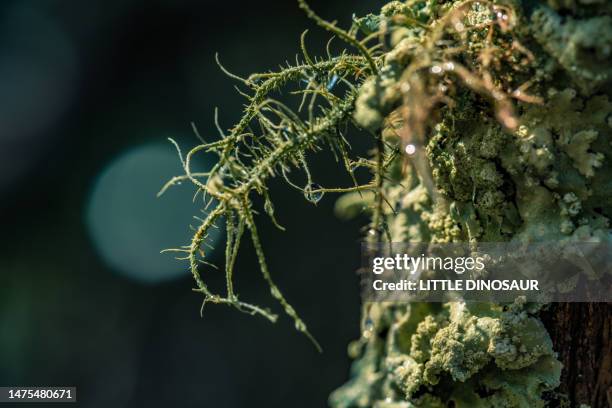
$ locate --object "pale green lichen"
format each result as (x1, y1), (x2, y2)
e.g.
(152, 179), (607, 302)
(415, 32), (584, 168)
(331, 301), (562, 408)
(531, 7), (612, 94)
(331, 0), (611, 407)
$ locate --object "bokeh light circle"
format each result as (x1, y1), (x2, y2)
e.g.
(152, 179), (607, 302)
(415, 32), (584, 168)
(86, 142), (220, 283)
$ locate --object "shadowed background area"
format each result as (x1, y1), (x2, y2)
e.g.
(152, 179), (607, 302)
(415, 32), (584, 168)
(0, 0), (386, 406)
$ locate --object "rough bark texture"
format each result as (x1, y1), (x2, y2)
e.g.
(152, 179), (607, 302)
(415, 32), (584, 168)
(541, 303), (612, 408)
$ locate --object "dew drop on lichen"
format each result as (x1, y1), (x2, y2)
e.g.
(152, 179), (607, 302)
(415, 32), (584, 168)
(304, 183), (324, 204)
(362, 318), (374, 339)
(327, 74), (339, 91)
(495, 11), (509, 21)
(405, 143), (417, 155)
(282, 127), (297, 141)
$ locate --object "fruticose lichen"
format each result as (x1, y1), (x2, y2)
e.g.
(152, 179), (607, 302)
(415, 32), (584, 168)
(162, 0), (611, 406)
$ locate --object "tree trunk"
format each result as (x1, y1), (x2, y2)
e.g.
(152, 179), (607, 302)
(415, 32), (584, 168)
(329, 0), (612, 407)
(541, 303), (612, 408)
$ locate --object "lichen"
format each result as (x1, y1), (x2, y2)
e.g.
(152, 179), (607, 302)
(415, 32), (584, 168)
(162, 0), (611, 406)
(531, 7), (612, 94)
(330, 300), (562, 408)
(331, 0), (610, 407)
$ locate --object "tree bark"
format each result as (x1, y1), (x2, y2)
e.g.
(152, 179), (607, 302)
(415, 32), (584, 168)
(541, 303), (612, 408)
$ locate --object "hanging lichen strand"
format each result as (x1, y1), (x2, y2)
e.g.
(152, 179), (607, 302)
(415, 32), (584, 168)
(163, 0), (611, 404)
(159, 1), (384, 350)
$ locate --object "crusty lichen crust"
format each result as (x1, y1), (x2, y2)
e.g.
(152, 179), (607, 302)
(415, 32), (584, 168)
(331, 0), (611, 406)
(330, 301), (562, 407)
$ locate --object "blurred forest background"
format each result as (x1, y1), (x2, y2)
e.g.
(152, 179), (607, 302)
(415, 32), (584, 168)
(0, 0), (386, 406)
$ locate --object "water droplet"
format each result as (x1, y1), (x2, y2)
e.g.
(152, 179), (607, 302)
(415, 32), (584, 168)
(301, 70), (313, 87)
(401, 83), (411, 93)
(444, 62), (455, 71)
(326, 74), (339, 91)
(454, 22), (465, 32)
(431, 65), (442, 74)
(362, 317), (375, 338)
(304, 183), (324, 204)
(282, 127), (297, 141)
(405, 144), (417, 155)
